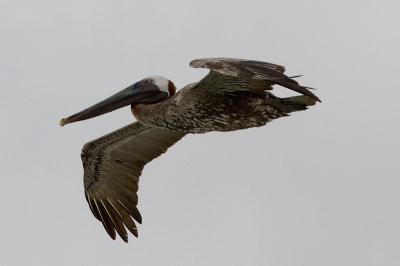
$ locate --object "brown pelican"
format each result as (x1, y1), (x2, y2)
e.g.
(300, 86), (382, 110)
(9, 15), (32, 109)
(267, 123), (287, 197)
(60, 58), (320, 242)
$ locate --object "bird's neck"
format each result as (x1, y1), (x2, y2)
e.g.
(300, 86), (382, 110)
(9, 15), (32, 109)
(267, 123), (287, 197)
(131, 100), (173, 128)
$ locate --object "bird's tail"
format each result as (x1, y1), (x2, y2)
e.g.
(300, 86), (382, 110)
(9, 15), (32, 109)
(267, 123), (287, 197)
(263, 95), (317, 114)
(280, 95), (317, 113)
(284, 95), (317, 106)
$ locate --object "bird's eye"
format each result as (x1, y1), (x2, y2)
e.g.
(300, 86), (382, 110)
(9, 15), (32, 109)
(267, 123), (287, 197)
(142, 78), (151, 84)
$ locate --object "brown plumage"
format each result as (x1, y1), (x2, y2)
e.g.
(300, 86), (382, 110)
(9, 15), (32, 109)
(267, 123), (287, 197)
(60, 58), (320, 242)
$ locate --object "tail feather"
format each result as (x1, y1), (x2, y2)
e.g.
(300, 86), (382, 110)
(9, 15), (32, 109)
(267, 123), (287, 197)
(283, 95), (317, 106)
(280, 95), (317, 113)
(263, 95), (317, 114)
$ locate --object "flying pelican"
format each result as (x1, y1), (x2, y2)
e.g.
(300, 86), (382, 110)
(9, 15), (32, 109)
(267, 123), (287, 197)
(60, 58), (320, 242)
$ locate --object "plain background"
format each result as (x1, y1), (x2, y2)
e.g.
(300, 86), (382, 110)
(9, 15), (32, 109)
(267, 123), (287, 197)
(1, 1), (399, 265)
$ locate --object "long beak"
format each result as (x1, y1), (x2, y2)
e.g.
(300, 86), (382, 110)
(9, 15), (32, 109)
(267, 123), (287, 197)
(60, 82), (167, 126)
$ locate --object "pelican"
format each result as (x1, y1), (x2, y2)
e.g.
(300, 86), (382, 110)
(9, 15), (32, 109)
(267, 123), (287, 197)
(60, 58), (320, 242)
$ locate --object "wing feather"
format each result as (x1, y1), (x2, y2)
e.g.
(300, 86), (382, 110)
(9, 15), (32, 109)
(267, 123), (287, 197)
(190, 58), (320, 102)
(94, 198), (116, 240)
(107, 198), (138, 237)
(100, 199), (128, 242)
(86, 194), (101, 221)
(82, 122), (186, 241)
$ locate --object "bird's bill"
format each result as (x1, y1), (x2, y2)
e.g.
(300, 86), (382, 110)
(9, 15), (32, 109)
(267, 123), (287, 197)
(59, 82), (168, 126)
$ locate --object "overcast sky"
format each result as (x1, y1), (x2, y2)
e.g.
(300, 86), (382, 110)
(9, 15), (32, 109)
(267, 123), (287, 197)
(1, 1), (399, 265)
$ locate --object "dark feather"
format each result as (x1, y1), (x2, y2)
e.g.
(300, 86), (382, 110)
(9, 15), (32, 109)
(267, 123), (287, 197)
(190, 58), (320, 102)
(107, 197), (138, 238)
(81, 122), (186, 241)
(93, 198), (116, 240)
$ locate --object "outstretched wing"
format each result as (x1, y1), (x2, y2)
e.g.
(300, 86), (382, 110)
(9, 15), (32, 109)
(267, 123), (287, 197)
(81, 122), (186, 242)
(190, 58), (320, 102)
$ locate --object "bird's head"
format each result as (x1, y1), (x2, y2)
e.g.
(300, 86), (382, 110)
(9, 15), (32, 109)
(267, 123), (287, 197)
(59, 76), (176, 126)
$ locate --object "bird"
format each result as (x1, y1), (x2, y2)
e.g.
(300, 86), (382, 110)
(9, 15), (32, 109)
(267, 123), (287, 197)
(60, 58), (320, 242)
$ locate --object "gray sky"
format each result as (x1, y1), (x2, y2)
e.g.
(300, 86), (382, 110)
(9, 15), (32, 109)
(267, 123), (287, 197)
(1, 1), (399, 265)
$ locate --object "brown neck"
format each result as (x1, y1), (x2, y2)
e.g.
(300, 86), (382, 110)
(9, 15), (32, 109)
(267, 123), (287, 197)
(130, 99), (171, 126)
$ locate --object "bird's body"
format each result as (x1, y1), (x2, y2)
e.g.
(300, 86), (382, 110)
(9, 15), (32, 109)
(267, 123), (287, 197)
(60, 58), (320, 242)
(132, 83), (278, 133)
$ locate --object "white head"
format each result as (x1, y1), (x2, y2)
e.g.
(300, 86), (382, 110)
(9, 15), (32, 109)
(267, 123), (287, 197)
(145, 75), (175, 97)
